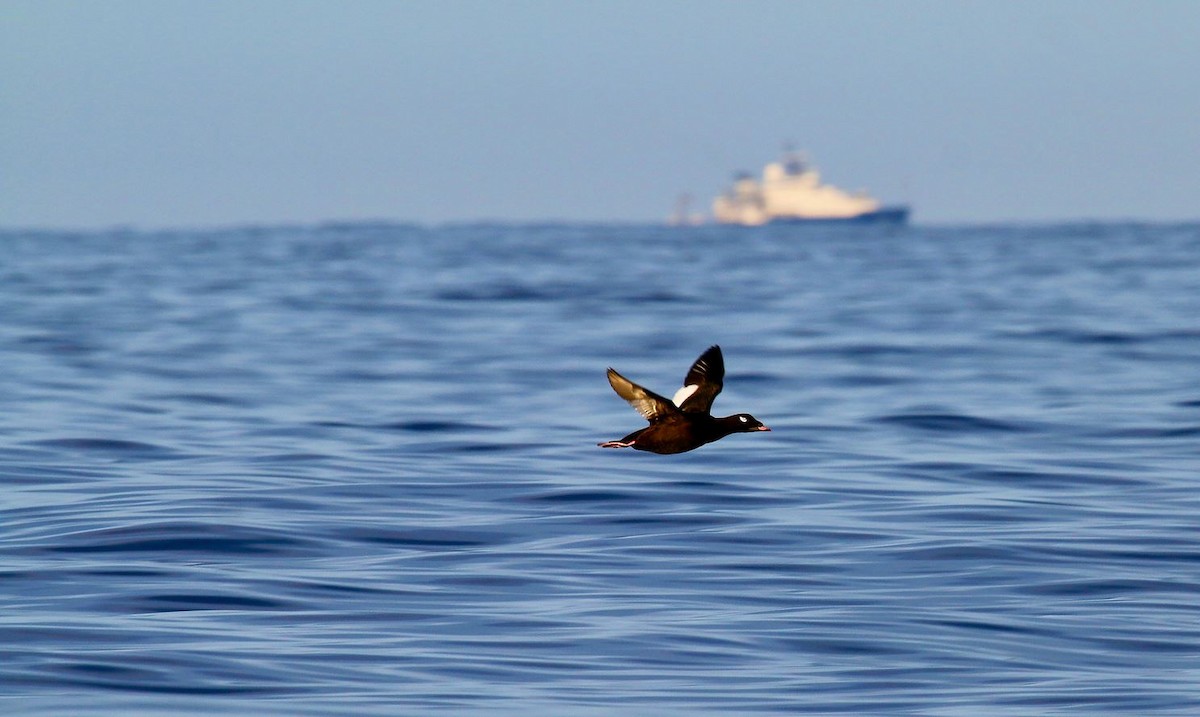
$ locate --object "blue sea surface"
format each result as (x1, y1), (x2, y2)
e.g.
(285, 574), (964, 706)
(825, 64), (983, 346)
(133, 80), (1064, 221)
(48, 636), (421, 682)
(2, 222), (1199, 715)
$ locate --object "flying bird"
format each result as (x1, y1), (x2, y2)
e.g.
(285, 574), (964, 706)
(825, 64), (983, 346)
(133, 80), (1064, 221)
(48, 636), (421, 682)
(599, 345), (769, 454)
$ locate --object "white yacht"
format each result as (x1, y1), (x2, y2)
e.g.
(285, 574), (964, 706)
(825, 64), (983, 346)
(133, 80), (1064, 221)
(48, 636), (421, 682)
(712, 150), (909, 225)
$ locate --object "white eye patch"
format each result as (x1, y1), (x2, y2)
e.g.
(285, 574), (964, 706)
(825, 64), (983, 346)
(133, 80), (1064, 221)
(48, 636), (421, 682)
(739, 416), (748, 423)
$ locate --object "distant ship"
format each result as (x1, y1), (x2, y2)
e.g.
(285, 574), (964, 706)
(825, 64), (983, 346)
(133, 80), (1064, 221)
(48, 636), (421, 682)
(712, 150), (909, 225)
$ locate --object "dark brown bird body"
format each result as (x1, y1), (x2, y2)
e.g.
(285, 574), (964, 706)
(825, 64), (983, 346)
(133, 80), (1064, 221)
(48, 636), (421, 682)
(599, 345), (769, 454)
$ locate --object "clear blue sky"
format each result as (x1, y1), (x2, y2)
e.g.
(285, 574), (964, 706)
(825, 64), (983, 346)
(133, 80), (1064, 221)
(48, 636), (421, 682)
(3, 0), (1198, 228)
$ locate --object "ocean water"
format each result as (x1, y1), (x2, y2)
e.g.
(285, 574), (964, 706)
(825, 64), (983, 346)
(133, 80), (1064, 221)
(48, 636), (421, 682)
(2, 221), (1199, 715)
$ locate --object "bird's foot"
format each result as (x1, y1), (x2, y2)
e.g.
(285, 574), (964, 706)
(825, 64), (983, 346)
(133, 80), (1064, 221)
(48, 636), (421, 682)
(598, 440), (635, 449)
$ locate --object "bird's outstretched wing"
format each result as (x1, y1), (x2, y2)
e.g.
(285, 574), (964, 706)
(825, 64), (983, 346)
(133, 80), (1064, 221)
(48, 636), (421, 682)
(672, 345), (725, 413)
(607, 368), (680, 424)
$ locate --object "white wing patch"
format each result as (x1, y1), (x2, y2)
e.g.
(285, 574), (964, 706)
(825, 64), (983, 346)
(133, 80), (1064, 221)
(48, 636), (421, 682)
(673, 384), (699, 407)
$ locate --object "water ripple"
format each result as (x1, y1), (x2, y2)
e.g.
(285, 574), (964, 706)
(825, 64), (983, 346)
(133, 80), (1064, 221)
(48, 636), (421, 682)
(36, 521), (319, 557)
(874, 411), (1032, 433)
